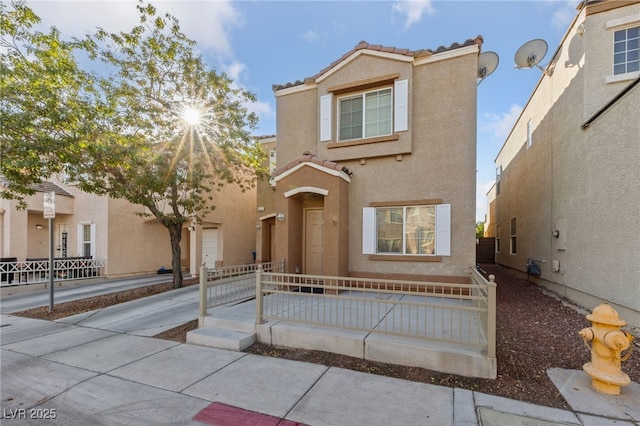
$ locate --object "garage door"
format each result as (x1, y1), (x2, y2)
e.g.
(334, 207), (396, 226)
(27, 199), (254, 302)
(202, 228), (219, 268)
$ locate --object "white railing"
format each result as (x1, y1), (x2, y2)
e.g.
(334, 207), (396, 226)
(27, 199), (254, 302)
(255, 267), (496, 355)
(199, 260), (285, 317)
(0, 257), (106, 286)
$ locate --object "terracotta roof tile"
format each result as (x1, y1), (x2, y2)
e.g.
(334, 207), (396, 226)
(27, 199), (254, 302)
(33, 181), (73, 197)
(273, 36), (483, 91)
(273, 151), (344, 178)
(0, 176), (74, 198)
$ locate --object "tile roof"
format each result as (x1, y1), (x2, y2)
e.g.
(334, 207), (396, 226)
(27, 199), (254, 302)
(273, 151), (348, 178)
(273, 36), (484, 91)
(254, 134), (276, 140)
(32, 181), (74, 197)
(0, 176), (74, 197)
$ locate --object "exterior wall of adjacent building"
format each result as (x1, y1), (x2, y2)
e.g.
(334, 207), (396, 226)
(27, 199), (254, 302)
(2, 174), (257, 279)
(255, 137), (277, 264)
(194, 181), (257, 270)
(491, 0), (640, 326)
(270, 41), (479, 281)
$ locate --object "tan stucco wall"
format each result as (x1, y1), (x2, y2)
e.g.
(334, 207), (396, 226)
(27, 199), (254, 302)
(105, 198), (172, 277)
(1, 199), (29, 259)
(583, 1), (640, 118)
(273, 45), (478, 279)
(493, 1), (640, 327)
(274, 164), (349, 276)
(2, 174), (257, 278)
(276, 89), (318, 166)
(1, 191), (75, 260)
(256, 138), (277, 263)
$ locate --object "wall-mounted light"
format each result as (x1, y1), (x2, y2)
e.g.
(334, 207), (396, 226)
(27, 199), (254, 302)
(35, 224), (44, 230)
(256, 224), (261, 230)
(276, 213), (285, 222)
(552, 230), (560, 238)
(577, 23), (585, 36)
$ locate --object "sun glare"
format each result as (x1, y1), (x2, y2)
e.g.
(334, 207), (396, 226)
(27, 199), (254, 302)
(182, 107), (201, 126)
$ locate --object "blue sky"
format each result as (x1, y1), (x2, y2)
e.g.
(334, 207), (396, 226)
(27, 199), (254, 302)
(29, 0), (580, 221)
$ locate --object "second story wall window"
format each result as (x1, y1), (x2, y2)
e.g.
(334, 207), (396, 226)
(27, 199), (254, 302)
(614, 26), (639, 75)
(339, 88), (392, 141)
(320, 78), (408, 143)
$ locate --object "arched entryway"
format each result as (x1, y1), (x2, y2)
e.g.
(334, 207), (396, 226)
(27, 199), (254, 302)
(272, 155), (350, 277)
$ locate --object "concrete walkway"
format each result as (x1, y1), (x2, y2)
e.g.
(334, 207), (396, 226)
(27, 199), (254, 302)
(0, 274), (180, 314)
(1, 279), (639, 425)
(2, 315), (639, 425)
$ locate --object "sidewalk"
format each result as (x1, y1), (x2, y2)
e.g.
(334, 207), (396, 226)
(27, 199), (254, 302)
(2, 313), (639, 425)
(0, 274), (181, 314)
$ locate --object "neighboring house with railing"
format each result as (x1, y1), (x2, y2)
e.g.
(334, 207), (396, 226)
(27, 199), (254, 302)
(0, 175), (257, 285)
(255, 38), (482, 283)
(487, 0), (640, 328)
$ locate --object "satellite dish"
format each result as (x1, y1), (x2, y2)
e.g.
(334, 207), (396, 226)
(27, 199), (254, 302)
(514, 39), (548, 69)
(477, 51), (499, 83)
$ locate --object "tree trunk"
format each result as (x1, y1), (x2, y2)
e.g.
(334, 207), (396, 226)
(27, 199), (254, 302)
(168, 224), (183, 289)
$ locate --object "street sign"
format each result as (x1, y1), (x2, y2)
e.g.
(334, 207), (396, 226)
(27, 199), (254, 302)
(44, 191), (55, 219)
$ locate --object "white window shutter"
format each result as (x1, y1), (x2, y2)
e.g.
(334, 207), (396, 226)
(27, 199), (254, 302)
(362, 207), (376, 254)
(77, 224), (83, 256)
(90, 224), (96, 259)
(320, 94), (332, 141)
(394, 79), (408, 132)
(436, 204), (451, 256)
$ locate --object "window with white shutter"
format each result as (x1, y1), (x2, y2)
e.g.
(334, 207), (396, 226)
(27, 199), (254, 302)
(362, 203), (450, 256)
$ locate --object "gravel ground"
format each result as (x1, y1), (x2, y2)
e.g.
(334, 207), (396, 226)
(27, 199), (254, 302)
(13, 265), (639, 410)
(245, 265), (639, 409)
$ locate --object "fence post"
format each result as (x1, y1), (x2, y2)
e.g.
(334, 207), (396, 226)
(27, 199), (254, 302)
(255, 264), (263, 324)
(486, 274), (497, 358)
(199, 263), (207, 323)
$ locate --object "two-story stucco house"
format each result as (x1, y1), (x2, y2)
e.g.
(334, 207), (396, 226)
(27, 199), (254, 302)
(487, 0), (639, 327)
(1, 177), (256, 281)
(255, 38), (483, 284)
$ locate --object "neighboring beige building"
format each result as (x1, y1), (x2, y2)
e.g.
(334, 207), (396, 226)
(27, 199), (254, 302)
(489, 0), (640, 326)
(255, 39), (482, 283)
(1, 177), (256, 279)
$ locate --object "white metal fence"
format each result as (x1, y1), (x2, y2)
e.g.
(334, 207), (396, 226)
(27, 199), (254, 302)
(199, 260), (285, 317)
(0, 257), (106, 286)
(256, 267), (496, 356)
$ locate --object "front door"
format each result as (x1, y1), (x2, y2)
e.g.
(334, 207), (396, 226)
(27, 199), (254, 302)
(304, 209), (324, 274)
(202, 228), (219, 268)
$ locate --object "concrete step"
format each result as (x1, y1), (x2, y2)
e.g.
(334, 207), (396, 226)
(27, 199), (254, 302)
(186, 327), (256, 351)
(201, 315), (255, 334)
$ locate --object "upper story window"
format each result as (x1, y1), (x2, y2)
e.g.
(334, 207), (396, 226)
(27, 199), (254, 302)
(320, 77), (408, 143)
(614, 26), (639, 75)
(339, 88), (392, 141)
(268, 150), (276, 187)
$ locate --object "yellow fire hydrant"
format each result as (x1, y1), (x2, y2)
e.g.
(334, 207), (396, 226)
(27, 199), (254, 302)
(579, 303), (634, 395)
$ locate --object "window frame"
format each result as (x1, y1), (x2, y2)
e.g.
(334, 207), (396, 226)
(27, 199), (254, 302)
(363, 203), (450, 259)
(375, 205), (436, 256)
(320, 76), (408, 144)
(613, 25), (639, 76)
(337, 86), (393, 142)
(510, 217), (517, 255)
(77, 223), (96, 258)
